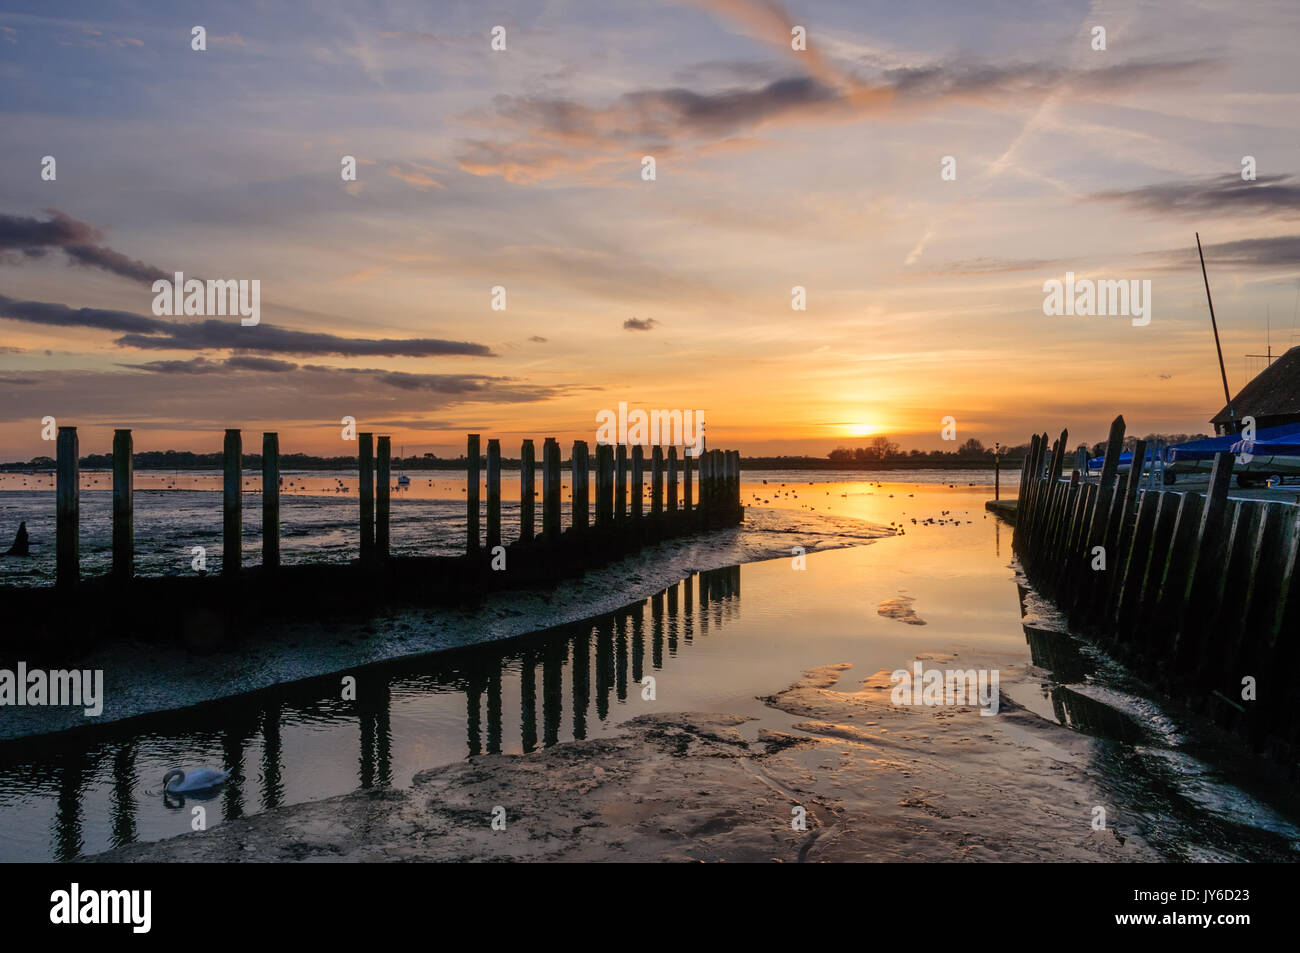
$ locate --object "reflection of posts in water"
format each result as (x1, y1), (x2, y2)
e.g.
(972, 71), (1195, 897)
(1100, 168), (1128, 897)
(683, 574), (695, 643)
(542, 638), (565, 747)
(631, 601), (645, 683)
(666, 582), (679, 655)
(571, 627), (590, 741)
(596, 617), (614, 721)
(54, 750), (87, 861)
(520, 649), (538, 753)
(221, 727), (246, 820)
(698, 572), (709, 635)
(651, 591), (665, 670)
(615, 614), (629, 702)
(486, 659), (503, 755)
(465, 667), (483, 758)
(260, 702), (283, 810)
(110, 741), (138, 849)
(359, 674), (393, 785)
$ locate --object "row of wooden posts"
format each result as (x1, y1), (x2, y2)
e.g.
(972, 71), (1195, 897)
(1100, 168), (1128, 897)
(49, 426), (743, 590)
(1011, 415), (1300, 748)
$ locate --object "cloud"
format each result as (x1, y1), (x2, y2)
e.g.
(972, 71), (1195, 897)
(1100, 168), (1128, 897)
(0, 295), (496, 357)
(1092, 174), (1300, 219)
(623, 317), (658, 331)
(456, 57), (1210, 184)
(63, 243), (169, 282)
(0, 294), (166, 333)
(0, 209), (167, 282)
(386, 163), (445, 190)
(1141, 234), (1300, 270)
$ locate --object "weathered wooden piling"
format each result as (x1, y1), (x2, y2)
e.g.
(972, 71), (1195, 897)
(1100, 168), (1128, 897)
(667, 447), (678, 514)
(359, 433), (375, 562)
(520, 439), (535, 542)
(262, 432), (280, 570)
(1009, 414), (1300, 755)
(631, 446), (644, 520)
(543, 438), (560, 540)
(596, 444), (614, 526)
(223, 428), (241, 577)
(376, 436), (390, 560)
(112, 429), (133, 582)
(651, 447), (664, 516)
(683, 449), (694, 511)
(572, 441), (589, 531)
(466, 434), (480, 553)
(615, 445), (628, 521)
(56, 426), (78, 590)
(486, 438), (501, 549)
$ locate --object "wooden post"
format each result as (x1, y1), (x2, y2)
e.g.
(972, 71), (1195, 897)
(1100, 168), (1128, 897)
(542, 438), (560, 541)
(262, 432), (280, 570)
(520, 439), (535, 542)
(359, 433), (375, 562)
(486, 438), (501, 549)
(376, 436), (390, 560)
(632, 446), (644, 520)
(667, 447), (678, 514)
(572, 440), (589, 531)
(730, 450), (741, 513)
(651, 447), (664, 516)
(467, 434), (480, 553)
(56, 426), (79, 591)
(223, 428), (242, 577)
(683, 449), (694, 512)
(112, 428), (133, 582)
(615, 445), (628, 521)
(1172, 451), (1234, 657)
(596, 444), (614, 526)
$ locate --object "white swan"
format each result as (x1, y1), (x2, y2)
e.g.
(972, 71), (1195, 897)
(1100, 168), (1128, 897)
(163, 767), (231, 793)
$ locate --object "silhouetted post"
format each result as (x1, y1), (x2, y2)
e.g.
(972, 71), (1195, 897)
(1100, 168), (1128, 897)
(376, 436), (390, 560)
(467, 433), (480, 553)
(729, 450), (741, 513)
(572, 440), (589, 532)
(520, 439), (535, 542)
(651, 447), (664, 516)
(596, 444), (614, 527)
(112, 429), (132, 582)
(262, 432), (279, 570)
(486, 438), (501, 549)
(223, 429), (242, 577)
(667, 447), (678, 514)
(543, 438), (560, 541)
(683, 449), (694, 512)
(56, 426), (78, 591)
(359, 433), (375, 562)
(615, 445), (628, 522)
(632, 446), (644, 520)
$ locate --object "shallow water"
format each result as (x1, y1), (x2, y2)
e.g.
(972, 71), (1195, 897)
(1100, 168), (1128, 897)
(0, 468), (996, 585)
(0, 476), (1296, 862)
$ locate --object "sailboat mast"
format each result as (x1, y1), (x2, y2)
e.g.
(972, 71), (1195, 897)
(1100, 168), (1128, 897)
(1196, 232), (1233, 413)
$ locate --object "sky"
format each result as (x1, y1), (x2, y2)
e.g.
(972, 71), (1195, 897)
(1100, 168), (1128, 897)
(2, 0), (1299, 460)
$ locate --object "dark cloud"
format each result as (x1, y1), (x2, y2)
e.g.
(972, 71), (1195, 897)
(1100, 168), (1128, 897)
(623, 317), (658, 331)
(127, 358), (224, 374)
(0, 295), (496, 358)
(224, 355), (298, 372)
(116, 320), (494, 357)
(528, 335), (548, 343)
(0, 294), (167, 333)
(0, 209), (167, 283)
(1092, 174), (1300, 219)
(1141, 234), (1300, 270)
(63, 244), (169, 282)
